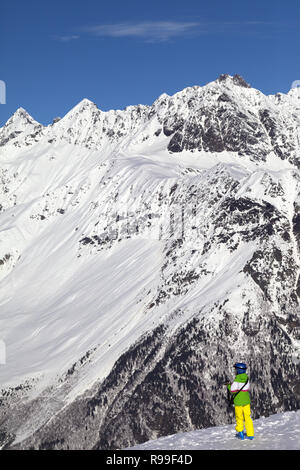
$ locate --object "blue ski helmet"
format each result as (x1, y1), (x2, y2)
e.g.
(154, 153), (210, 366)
(234, 362), (247, 374)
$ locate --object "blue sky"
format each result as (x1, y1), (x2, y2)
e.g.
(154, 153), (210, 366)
(1, 0), (300, 126)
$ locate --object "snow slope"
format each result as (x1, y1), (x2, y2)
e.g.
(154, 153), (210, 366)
(130, 411), (300, 450)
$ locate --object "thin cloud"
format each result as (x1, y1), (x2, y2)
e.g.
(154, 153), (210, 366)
(83, 21), (201, 42)
(222, 21), (274, 26)
(53, 35), (80, 42)
(69, 20), (295, 44)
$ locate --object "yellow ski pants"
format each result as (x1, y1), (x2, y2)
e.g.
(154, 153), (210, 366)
(234, 404), (254, 437)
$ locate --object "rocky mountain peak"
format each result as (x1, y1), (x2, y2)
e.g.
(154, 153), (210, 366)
(5, 107), (40, 127)
(0, 107), (43, 147)
(67, 98), (99, 115)
(216, 73), (251, 88)
(232, 74), (251, 88)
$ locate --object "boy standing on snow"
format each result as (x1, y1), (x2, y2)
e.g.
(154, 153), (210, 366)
(227, 362), (255, 440)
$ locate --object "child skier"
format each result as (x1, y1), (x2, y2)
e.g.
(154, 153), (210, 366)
(227, 362), (254, 440)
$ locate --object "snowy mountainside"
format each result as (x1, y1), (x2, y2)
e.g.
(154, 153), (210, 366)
(129, 410), (300, 450)
(0, 75), (299, 450)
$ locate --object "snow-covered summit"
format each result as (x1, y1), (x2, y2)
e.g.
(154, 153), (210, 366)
(64, 98), (98, 116)
(7, 107), (38, 124)
(0, 107), (43, 147)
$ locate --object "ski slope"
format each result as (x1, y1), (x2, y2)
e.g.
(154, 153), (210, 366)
(129, 411), (300, 450)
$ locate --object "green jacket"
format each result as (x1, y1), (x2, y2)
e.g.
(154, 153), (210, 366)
(227, 373), (251, 406)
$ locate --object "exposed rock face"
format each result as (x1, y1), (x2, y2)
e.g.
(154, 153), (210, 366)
(0, 75), (299, 450)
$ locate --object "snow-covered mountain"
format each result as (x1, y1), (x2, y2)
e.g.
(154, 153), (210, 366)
(0, 75), (299, 450)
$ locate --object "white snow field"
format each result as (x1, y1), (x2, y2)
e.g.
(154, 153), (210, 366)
(130, 411), (300, 450)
